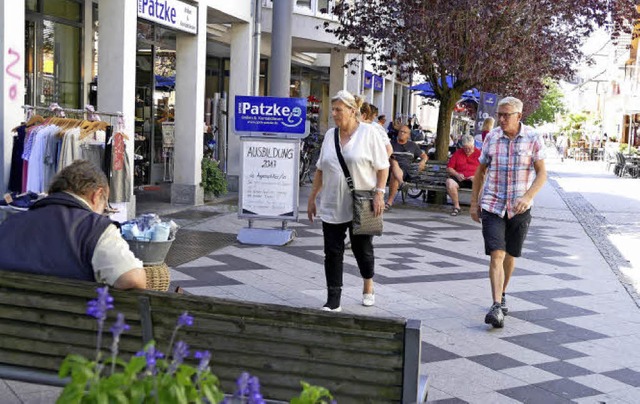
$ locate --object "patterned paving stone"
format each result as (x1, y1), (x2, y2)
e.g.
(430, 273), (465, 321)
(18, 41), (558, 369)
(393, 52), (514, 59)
(497, 384), (573, 404)
(533, 361), (593, 378)
(421, 342), (462, 363)
(429, 398), (469, 404)
(547, 273), (583, 281)
(601, 368), (640, 387)
(466, 354), (527, 371)
(429, 261), (461, 268)
(533, 378), (603, 400)
(443, 237), (468, 242)
(381, 263), (419, 271)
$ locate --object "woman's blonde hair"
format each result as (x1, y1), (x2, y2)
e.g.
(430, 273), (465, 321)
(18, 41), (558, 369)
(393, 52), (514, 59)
(482, 117), (495, 132)
(331, 90), (363, 113)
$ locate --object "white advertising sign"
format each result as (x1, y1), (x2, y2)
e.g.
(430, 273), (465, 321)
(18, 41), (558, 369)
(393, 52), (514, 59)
(240, 138), (299, 219)
(137, 0), (197, 34)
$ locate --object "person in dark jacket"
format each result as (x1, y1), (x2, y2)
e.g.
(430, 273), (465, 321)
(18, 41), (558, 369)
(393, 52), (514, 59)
(0, 160), (146, 289)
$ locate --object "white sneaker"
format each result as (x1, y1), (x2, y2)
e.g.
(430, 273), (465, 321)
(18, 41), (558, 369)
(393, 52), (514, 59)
(321, 305), (342, 312)
(362, 293), (375, 307)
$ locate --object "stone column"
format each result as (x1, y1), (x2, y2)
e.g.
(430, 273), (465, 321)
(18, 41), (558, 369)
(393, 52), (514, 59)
(269, 0), (294, 97)
(383, 77), (394, 119)
(98, 0), (137, 217)
(171, 4), (207, 205)
(345, 53), (361, 96)
(0, 0), (25, 192)
(226, 22), (253, 191)
(329, 48), (346, 99)
(82, 0), (94, 107)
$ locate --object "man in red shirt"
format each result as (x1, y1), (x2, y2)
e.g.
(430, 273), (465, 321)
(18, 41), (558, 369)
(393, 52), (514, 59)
(446, 134), (480, 216)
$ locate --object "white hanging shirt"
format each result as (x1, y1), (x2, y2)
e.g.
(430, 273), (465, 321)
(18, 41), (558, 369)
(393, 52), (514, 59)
(316, 123), (389, 224)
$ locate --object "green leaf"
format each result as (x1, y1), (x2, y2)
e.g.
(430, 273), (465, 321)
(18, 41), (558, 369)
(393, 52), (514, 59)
(55, 384), (84, 404)
(202, 384), (224, 404)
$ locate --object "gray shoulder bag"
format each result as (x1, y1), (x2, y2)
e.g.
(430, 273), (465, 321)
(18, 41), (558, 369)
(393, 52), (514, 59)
(333, 128), (383, 236)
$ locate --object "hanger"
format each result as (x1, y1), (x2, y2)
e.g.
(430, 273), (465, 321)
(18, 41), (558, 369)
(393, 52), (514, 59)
(79, 121), (111, 141)
(27, 114), (45, 127)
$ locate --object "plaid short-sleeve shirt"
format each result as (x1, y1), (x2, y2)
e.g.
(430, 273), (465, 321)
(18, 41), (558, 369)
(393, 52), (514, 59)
(478, 124), (545, 218)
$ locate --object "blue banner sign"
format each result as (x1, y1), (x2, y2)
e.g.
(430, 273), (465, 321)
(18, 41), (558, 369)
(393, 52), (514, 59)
(235, 96), (307, 135)
(373, 75), (383, 92)
(364, 71), (373, 89)
(475, 92), (499, 136)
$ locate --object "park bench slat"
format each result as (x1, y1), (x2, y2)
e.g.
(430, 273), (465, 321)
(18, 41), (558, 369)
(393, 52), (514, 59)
(145, 293), (405, 332)
(0, 270), (426, 403)
(0, 303), (144, 335)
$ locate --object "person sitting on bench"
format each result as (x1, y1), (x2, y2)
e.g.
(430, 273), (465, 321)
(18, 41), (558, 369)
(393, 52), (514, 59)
(446, 134), (480, 216)
(386, 125), (428, 210)
(0, 160), (147, 289)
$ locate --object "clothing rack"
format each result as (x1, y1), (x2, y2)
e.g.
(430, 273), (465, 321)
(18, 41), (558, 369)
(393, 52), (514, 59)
(22, 105), (124, 118)
(20, 105), (126, 181)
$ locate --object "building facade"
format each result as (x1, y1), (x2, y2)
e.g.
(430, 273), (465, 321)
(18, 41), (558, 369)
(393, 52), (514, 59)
(0, 0), (411, 217)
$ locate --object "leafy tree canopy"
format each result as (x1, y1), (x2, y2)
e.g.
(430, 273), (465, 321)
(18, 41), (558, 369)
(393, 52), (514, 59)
(326, 0), (637, 159)
(524, 79), (566, 127)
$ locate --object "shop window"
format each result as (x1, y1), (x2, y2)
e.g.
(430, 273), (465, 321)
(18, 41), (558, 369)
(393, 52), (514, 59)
(318, 0), (330, 13)
(35, 20), (81, 108)
(296, 0), (311, 10)
(43, 0), (82, 22)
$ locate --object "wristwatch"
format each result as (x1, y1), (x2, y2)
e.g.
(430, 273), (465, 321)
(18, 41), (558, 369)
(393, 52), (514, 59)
(374, 188), (386, 195)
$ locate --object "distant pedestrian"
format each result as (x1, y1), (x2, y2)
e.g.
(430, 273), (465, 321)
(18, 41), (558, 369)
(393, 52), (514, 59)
(377, 114), (386, 127)
(556, 133), (568, 162)
(470, 96), (547, 328)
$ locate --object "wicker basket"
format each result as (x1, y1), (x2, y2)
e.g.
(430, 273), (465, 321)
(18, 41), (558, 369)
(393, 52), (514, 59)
(144, 263), (170, 292)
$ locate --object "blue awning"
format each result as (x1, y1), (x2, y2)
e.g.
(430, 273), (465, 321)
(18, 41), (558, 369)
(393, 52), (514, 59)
(410, 76), (478, 101)
(155, 75), (175, 91)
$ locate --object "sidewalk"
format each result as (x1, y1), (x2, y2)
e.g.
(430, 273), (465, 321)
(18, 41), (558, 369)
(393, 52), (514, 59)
(3, 157), (640, 403)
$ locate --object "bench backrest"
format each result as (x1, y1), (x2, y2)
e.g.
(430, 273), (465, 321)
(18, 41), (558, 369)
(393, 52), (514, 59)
(0, 270), (422, 403)
(407, 160), (449, 185)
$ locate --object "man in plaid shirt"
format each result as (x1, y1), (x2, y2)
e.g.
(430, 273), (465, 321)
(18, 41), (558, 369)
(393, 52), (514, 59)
(470, 97), (547, 328)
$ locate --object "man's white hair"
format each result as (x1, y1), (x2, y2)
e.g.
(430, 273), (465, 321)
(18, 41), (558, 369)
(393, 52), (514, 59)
(461, 134), (475, 146)
(498, 96), (523, 113)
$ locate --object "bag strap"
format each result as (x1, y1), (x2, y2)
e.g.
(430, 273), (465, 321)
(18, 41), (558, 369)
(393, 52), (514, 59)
(334, 127), (355, 192)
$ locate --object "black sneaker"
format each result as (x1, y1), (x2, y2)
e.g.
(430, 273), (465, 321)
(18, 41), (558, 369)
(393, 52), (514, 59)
(484, 303), (505, 328)
(501, 295), (509, 316)
(322, 287), (342, 312)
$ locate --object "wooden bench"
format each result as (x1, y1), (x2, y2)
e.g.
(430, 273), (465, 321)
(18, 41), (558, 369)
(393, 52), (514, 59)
(400, 160), (472, 204)
(0, 270), (428, 403)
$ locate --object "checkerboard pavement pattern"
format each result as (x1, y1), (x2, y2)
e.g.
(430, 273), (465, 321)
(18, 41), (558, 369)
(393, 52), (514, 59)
(169, 190), (640, 403)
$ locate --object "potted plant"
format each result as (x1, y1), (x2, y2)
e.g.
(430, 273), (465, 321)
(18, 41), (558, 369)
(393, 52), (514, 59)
(201, 158), (228, 200)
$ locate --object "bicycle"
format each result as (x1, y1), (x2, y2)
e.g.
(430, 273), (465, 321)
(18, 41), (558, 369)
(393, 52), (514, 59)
(299, 133), (320, 185)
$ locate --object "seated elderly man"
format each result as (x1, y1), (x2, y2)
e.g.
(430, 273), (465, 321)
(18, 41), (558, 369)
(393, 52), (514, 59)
(0, 160), (146, 289)
(446, 134), (480, 216)
(386, 125), (428, 210)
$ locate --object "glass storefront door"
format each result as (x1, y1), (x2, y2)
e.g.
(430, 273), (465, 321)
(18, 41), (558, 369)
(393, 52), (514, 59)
(25, 1), (83, 109)
(135, 21), (177, 186)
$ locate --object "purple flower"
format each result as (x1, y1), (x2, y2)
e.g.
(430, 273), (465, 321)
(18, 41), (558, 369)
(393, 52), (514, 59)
(168, 340), (190, 375)
(86, 286), (114, 320)
(177, 311), (194, 328)
(194, 350), (211, 373)
(136, 344), (165, 374)
(172, 340), (189, 365)
(233, 372), (264, 403)
(110, 313), (130, 339)
(248, 376), (264, 404)
(235, 372), (251, 397)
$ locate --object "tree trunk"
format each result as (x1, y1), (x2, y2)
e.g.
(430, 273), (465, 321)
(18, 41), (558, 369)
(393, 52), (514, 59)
(435, 92), (460, 161)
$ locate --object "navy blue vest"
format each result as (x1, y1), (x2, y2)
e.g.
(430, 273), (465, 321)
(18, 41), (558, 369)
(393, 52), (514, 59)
(0, 192), (114, 282)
